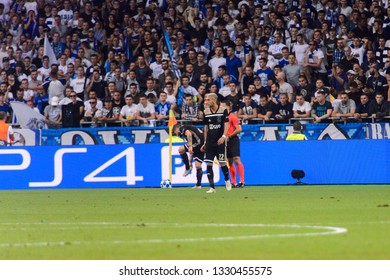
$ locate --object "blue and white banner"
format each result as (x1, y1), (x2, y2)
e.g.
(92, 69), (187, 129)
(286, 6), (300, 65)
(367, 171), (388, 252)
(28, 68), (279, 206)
(9, 123), (386, 146)
(156, 6), (181, 79)
(366, 123), (390, 139)
(0, 140), (388, 190)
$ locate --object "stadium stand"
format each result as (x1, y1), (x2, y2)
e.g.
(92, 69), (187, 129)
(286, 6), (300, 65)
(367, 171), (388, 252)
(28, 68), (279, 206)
(0, 0), (389, 129)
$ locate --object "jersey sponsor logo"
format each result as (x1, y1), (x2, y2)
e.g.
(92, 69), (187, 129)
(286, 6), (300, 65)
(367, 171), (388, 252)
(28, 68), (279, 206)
(209, 124), (221, 130)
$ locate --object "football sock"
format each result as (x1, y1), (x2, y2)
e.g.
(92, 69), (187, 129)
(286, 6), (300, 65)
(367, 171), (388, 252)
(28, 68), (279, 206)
(196, 167), (202, 186)
(229, 165), (237, 184)
(237, 163), (245, 183)
(206, 164), (214, 188)
(180, 151), (190, 170)
(221, 165), (229, 181)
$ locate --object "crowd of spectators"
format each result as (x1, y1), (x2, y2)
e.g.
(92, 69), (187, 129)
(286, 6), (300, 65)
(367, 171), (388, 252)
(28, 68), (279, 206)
(0, 0), (389, 128)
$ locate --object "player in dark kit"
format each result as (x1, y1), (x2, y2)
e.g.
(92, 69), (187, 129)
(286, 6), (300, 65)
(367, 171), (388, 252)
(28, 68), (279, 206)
(201, 93), (232, 193)
(173, 124), (205, 189)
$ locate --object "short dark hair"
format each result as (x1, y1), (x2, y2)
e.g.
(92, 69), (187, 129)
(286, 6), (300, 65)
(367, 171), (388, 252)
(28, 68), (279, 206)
(293, 121), (302, 131)
(375, 92), (384, 97)
(0, 111), (6, 121)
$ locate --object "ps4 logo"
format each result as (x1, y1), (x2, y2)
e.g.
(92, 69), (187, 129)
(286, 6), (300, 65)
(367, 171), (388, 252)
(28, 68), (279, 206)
(0, 148), (144, 188)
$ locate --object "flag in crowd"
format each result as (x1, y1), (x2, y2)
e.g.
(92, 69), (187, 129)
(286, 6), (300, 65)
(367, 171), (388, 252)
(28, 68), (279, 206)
(10, 102), (47, 129)
(43, 34), (58, 67)
(156, 5), (181, 80)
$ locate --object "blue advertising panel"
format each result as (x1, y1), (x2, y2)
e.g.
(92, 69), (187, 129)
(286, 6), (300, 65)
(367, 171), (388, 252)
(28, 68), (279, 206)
(0, 140), (388, 190)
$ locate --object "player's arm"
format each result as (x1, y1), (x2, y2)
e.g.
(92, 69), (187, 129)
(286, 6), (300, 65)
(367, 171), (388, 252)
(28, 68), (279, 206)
(223, 120), (229, 136)
(217, 120), (229, 145)
(229, 119), (242, 139)
(201, 124), (208, 152)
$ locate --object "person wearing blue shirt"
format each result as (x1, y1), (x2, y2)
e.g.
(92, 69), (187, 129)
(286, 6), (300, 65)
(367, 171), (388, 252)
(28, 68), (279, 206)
(256, 58), (275, 87)
(155, 92), (171, 125)
(278, 47), (290, 68)
(225, 46), (242, 85)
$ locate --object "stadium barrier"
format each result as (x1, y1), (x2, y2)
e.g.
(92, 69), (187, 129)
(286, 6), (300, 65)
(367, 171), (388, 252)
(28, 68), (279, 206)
(9, 123), (390, 146)
(0, 139), (388, 190)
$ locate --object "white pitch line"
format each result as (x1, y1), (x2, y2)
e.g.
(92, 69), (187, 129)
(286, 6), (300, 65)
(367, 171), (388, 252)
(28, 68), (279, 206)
(0, 223), (347, 248)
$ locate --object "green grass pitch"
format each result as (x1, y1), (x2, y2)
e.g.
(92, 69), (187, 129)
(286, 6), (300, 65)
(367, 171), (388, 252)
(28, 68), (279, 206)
(0, 185), (389, 260)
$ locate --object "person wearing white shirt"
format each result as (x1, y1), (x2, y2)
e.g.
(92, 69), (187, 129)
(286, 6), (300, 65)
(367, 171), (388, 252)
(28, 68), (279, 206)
(149, 53), (164, 79)
(20, 79), (35, 100)
(268, 33), (286, 59)
(293, 93), (312, 119)
(136, 94), (156, 126)
(27, 69), (42, 96)
(350, 37), (367, 65)
(204, 7), (217, 28)
(70, 66), (90, 100)
(253, 50), (277, 72)
(277, 72), (294, 102)
(208, 46), (226, 81)
(292, 34), (309, 66)
(38, 56), (51, 82)
(84, 91), (103, 111)
(303, 41), (327, 84)
(58, 0), (73, 25)
(58, 54), (69, 74)
(0, 0), (13, 13)
(162, 82), (177, 106)
(119, 95), (138, 126)
(0, 41), (8, 68)
(180, 76), (202, 104)
(340, 0), (353, 18)
(218, 74), (231, 98)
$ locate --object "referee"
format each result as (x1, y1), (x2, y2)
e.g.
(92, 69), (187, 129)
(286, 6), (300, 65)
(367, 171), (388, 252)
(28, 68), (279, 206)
(222, 99), (245, 188)
(0, 111), (14, 145)
(286, 121), (308, 140)
(201, 93), (232, 193)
